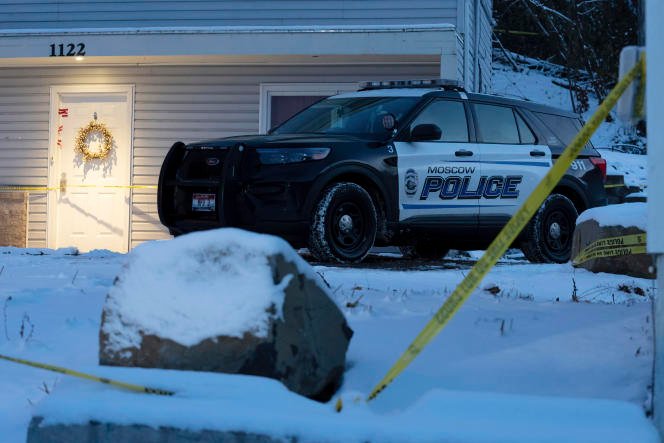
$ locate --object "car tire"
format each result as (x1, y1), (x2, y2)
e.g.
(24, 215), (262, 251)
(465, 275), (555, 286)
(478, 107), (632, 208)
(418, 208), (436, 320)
(309, 182), (377, 264)
(399, 242), (449, 260)
(520, 194), (578, 263)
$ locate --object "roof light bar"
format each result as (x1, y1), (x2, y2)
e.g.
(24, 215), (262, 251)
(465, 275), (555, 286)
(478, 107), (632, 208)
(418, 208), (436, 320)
(359, 78), (465, 91)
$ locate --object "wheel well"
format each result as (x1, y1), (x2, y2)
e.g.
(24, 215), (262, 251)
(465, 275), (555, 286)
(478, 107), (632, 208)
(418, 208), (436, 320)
(323, 173), (389, 241)
(552, 186), (586, 214)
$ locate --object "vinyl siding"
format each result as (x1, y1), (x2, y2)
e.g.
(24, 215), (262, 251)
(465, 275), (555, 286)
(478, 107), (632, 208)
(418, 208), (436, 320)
(0, 0), (458, 29)
(477, 0), (493, 93)
(28, 193), (47, 246)
(0, 62), (439, 249)
(456, 33), (465, 83)
(458, 0), (492, 92)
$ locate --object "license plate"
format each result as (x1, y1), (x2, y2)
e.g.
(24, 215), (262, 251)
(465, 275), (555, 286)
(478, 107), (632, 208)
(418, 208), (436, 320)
(192, 193), (216, 212)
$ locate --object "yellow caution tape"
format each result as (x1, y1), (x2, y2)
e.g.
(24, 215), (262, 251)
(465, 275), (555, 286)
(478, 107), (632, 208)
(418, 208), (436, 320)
(634, 54), (646, 120)
(0, 353), (174, 396)
(572, 233), (647, 266)
(367, 54), (647, 401)
(0, 184), (157, 192)
(575, 245), (647, 265)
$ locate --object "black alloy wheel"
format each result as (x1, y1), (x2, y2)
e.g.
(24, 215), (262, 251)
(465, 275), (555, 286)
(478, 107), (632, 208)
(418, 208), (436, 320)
(521, 194), (578, 263)
(330, 201), (366, 255)
(542, 207), (573, 261)
(309, 182), (377, 263)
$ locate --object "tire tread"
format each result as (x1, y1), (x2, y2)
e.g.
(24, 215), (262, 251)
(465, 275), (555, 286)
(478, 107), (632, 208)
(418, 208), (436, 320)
(309, 182), (377, 264)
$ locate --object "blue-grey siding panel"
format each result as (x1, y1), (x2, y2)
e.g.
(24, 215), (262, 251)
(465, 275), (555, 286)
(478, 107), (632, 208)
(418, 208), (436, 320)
(0, 0), (458, 29)
(458, 0), (492, 93)
(478, 0), (493, 93)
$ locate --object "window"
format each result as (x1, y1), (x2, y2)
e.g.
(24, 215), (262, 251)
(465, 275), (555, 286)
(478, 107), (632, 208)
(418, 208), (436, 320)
(259, 83), (356, 134)
(410, 99), (469, 142)
(474, 103), (520, 144)
(271, 97), (419, 137)
(270, 96), (327, 129)
(515, 112), (536, 144)
(533, 112), (586, 147)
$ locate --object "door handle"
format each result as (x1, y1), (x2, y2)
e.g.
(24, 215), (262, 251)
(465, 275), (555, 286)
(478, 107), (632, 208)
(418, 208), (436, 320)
(455, 150), (473, 157)
(59, 172), (67, 195)
(530, 150), (546, 157)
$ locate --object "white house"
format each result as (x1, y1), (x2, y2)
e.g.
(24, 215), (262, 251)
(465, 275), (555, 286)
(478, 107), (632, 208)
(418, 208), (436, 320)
(0, 0), (493, 252)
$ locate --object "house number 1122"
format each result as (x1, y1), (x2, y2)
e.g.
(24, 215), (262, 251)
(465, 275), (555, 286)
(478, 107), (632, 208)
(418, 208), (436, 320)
(49, 43), (86, 57)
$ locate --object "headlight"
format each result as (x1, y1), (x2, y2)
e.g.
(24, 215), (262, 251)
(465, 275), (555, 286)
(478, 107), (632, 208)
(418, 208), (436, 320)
(256, 147), (331, 165)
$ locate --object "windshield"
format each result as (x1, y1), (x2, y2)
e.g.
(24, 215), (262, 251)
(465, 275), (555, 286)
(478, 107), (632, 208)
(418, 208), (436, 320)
(271, 96), (420, 137)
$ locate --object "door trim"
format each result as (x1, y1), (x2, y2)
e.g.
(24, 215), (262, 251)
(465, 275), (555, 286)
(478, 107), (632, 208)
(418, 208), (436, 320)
(47, 84), (135, 251)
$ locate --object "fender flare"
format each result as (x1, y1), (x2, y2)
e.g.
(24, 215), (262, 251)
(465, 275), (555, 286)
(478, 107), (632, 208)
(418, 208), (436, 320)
(303, 162), (397, 222)
(553, 175), (590, 212)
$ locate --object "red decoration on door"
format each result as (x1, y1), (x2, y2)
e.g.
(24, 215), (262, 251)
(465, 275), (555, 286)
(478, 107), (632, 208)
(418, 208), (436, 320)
(57, 124), (64, 148)
(58, 108), (69, 117)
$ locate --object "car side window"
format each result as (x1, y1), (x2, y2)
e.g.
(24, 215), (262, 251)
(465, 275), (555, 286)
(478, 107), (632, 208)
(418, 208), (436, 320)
(515, 111), (537, 144)
(533, 112), (591, 148)
(473, 103), (520, 144)
(410, 99), (469, 142)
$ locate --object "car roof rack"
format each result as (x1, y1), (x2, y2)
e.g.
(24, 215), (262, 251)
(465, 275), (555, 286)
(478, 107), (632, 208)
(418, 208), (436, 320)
(358, 78), (466, 92)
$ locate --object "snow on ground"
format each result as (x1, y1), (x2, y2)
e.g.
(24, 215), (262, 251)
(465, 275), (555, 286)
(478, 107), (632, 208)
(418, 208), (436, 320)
(32, 370), (657, 443)
(600, 148), (648, 190)
(0, 246), (656, 441)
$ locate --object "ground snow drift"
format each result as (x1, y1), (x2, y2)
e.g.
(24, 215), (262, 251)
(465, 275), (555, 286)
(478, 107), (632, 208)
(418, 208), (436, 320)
(0, 245), (655, 442)
(32, 369), (658, 443)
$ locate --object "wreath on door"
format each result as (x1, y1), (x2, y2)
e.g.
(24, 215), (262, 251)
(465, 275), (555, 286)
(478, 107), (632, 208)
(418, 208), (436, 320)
(74, 120), (114, 161)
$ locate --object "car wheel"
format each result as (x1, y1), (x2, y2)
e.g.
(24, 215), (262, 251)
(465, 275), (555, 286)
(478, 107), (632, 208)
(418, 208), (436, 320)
(399, 242), (449, 260)
(309, 182), (377, 263)
(520, 194), (578, 263)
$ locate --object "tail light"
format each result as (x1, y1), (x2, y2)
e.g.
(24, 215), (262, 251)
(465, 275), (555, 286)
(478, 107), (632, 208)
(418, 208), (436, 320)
(589, 157), (607, 181)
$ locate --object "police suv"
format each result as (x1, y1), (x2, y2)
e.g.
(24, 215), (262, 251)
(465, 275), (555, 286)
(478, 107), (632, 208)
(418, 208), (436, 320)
(158, 79), (607, 263)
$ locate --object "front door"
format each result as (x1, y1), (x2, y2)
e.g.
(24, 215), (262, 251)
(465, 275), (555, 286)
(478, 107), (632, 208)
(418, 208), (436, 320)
(48, 86), (134, 253)
(395, 98), (480, 231)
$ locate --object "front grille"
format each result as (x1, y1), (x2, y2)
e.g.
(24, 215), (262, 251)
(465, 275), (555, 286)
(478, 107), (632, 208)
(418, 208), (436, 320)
(177, 148), (228, 180)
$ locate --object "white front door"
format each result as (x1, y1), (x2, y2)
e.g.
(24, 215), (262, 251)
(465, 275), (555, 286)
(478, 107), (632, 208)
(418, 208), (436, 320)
(48, 86), (134, 253)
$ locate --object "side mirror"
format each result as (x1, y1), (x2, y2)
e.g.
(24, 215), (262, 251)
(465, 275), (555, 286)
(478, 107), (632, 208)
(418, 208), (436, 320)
(410, 124), (442, 142)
